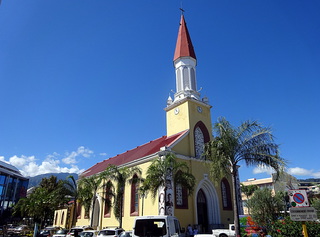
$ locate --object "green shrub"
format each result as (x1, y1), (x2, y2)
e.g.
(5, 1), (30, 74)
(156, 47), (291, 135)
(266, 216), (320, 237)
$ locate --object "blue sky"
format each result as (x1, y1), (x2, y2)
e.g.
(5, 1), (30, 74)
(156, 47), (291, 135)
(0, 0), (319, 182)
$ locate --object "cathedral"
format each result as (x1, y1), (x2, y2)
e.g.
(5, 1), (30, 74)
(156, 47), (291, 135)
(54, 14), (234, 232)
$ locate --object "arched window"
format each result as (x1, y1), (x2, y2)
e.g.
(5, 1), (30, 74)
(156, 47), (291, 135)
(176, 68), (182, 92)
(183, 67), (190, 90)
(130, 174), (139, 215)
(194, 127), (204, 157)
(104, 181), (112, 217)
(61, 211), (64, 225)
(190, 68), (196, 90)
(221, 178), (232, 210)
(175, 172), (188, 209)
(194, 121), (210, 158)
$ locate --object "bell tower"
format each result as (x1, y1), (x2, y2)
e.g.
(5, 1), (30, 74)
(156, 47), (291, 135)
(165, 14), (213, 158)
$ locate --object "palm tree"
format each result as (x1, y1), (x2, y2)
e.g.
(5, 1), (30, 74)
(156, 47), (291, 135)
(77, 174), (104, 227)
(138, 185), (149, 216)
(142, 153), (195, 214)
(204, 117), (287, 237)
(62, 175), (78, 227)
(102, 165), (143, 228)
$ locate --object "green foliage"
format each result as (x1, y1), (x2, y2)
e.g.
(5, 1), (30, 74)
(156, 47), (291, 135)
(102, 165), (142, 227)
(246, 191), (320, 236)
(311, 198), (320, 218)
(13, 175), (69, 226)
(62, 175), (78, 227)
(267, 216), (320, 237)
(142, 153), (195, 199)
(241, 184), (258, 199)
(78, 174), (105, 222)
(241, 184), (259, 215)
(204, 117), (286, 181)
(239, 216), (248, 236)
(247, 188), (286, 227)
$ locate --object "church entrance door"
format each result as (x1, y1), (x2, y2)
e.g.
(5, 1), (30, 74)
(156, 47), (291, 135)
(197, 189), (209, 233)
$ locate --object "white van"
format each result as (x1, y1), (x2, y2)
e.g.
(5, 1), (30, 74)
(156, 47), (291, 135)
(133, 216), (184, 237)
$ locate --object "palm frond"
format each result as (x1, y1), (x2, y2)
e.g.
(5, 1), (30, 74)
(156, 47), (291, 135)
(143, 153), (196, 199)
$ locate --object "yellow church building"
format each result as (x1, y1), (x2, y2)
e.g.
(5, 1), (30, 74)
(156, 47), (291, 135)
(54, 14), (235, 233)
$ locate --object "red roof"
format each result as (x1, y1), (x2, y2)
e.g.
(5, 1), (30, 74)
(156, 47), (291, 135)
(173, 15), (196, 61)
(81, 130), (188, 177)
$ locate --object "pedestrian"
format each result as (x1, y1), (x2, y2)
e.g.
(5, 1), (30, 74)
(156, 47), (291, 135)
(187, 224), (193, 237)
(193, 226), (198, 236)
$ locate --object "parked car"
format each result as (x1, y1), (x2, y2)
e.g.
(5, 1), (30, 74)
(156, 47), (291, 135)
(14, 225), (31, 236)
(38, 226), (62, 237)
(79, 230), (99, 237)
(97, 228), (124, 237)
(212, 224), (235, 237)
(119, 231), (132, 237)
(53, 229), (68, 237)
(7, 224), (17, 236)
(66, 226), (93, 237)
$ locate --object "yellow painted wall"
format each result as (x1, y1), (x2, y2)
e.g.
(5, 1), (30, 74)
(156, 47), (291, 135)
(76, 214), (90, 227)
(166, 99), (212, 157)
(53, 208), (69, 228)
(162, 156), (235, 229)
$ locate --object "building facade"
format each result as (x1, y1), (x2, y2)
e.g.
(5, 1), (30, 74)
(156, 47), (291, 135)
(54, 14), (234, 232)
(0, 160), (29, 215)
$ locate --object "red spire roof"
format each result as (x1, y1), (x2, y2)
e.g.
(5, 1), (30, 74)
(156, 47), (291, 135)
(173, 15), (196, 61)
(80, 130), (188, 178)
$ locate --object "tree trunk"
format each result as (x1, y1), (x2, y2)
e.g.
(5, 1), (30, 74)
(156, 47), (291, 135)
(119, 192), (123, 228)
(72, 201), (77, 228)
(90, 195), (96, 227)
(231, 167), (241, 237)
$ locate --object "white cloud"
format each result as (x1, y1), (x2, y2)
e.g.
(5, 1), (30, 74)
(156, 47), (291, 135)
(62, 153), (77, 165)
(62, 146), (93, 164)
(252, 166), (320, 179)
(287, 167), (310, 176)
(252, 165), (274, 175)
(287, 167), (320, 178)
(0, 146), (94, 177)
(9, 155), (35, 168)
(46, 152), (60, 160)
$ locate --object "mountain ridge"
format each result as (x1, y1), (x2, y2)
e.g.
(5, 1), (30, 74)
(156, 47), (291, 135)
(27, 172), (78, 188)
